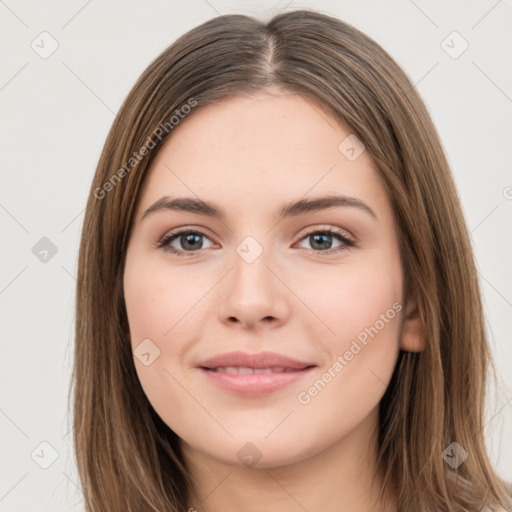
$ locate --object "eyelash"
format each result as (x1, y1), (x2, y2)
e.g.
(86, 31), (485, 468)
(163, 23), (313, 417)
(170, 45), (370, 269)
(156, 226), (356, 257)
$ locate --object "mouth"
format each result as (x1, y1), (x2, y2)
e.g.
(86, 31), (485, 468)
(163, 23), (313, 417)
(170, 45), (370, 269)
(202, 366), (315, 374)
(195, 351), (317, 396)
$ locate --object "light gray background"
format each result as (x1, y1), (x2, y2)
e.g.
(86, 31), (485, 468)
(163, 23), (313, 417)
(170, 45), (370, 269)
(1, 0), (511, 510)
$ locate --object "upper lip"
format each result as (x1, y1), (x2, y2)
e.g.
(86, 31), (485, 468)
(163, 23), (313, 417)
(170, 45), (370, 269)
(197, 351), (316, 370)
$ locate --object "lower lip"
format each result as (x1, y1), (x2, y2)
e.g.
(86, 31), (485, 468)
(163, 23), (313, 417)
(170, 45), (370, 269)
(198, 367), (316, 396)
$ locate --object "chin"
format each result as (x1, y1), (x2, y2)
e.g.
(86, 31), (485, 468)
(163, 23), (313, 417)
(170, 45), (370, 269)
(180, 426), (322, 470)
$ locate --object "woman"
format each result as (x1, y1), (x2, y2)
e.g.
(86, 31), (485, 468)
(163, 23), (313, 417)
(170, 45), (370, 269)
(72, 9), (512, 511)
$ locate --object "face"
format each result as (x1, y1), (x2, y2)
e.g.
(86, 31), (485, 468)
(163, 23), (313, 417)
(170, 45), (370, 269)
(123, 88), (417, 470)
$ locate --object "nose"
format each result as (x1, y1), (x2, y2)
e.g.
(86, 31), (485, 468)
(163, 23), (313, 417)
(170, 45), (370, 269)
(217, 247), (289, 330)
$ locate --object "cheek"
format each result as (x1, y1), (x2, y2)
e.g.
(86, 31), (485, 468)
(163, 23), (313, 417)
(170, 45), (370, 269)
(298, 252), (403, 348)
(124, 257), (200, 343)
(123, 253), (222, 380)
(123, 258), (200, 425)
(292, 256), (402, 432)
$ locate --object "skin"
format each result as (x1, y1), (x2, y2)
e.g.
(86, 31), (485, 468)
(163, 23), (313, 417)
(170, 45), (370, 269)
(123, 87), (425, 512)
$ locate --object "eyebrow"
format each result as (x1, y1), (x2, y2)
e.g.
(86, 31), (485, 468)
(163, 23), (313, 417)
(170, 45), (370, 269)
(141, 194), (377, 222)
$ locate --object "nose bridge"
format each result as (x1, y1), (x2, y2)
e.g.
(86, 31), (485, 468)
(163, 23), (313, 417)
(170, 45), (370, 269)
(231, 235), (275, 303)
(218, 234), (287, 327)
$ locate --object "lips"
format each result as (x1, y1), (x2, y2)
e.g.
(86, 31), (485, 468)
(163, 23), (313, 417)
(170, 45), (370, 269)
(196, 351), (317, 396)
(196, 350), (316, 371)
(210, 367), (301, 374)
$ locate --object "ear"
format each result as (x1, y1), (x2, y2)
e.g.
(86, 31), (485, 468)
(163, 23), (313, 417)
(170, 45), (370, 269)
(399, 293), (426, 352)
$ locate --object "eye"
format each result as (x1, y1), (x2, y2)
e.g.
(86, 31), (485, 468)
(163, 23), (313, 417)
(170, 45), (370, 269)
(157, 229), (214, 256)
(294, 227), (355, 255)
(157, 226), (355, 257)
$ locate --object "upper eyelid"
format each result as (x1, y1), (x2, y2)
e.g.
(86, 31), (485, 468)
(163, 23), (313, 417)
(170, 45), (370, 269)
(297, 224), (354, 239)
(158, 226), (216, 244)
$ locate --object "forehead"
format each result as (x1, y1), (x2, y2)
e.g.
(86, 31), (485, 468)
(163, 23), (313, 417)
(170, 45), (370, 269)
(137, 90), (388, 220)
(152, 90), (351, 173)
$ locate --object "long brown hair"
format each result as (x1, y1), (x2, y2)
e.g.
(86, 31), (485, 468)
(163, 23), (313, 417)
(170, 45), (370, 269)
(71, 8), (512, 511)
